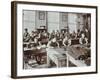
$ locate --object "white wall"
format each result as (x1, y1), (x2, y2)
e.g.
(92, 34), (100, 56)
(47, 12), (60, 33)
(23, 11), (85, 34)
(59, 12), (68, 30)
(23, 10), (36, 34)
(68, 13), (77, 33)
(35, 11), (47, 29)
(0, 0), (99, 80)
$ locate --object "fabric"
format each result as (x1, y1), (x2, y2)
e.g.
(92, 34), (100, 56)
(50, 41), (58, 47)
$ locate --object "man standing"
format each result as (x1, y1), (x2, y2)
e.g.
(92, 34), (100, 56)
(23, 28), (30, 42)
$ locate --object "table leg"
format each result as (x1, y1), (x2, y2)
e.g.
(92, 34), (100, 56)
(47, 55), (50, 67)
(57, 61), (59, 68)
(67, 55), (69, 67)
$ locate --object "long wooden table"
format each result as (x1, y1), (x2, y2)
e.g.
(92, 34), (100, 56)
(46, 48), (66, 67)
(46, 44), (90, 68)
(24, 48), (47, 64)
(66, 44), (90, 67)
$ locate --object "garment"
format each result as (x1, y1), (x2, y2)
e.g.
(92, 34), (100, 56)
(23, 32), (30, 42)
(33, 42), (39, 47)
(80, 38), (86, 44)
(50, 41), (58, 47)
(64, 40), (69, 46)
(84, 30), (91, 43)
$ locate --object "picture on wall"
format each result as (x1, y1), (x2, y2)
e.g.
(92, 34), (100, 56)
(39, 11), (45, 20)
(11, 1), (98, 78)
